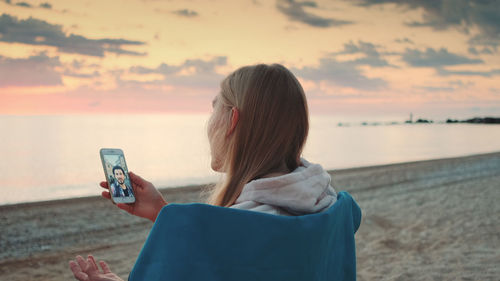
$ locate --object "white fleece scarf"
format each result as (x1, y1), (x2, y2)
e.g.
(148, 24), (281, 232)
(231, 159), (337, 216)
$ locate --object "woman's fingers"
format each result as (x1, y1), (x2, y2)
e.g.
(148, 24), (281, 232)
(102, 191), (111, 200)
(70, 259), (90, 281)
(117, 203), (133, 214)
(101, 181), (111, 200)
(69, 260), (80, 272)
(100, 181), (109, 189)
(75, 272), (89, 281)
(70, 255), (117, 280)
(128, 171), (146, 186)
(99, 260), (112, 274)
(88, 255), (98, 271)
(69, 261), (84, 279)
(76, 255), (89, 271)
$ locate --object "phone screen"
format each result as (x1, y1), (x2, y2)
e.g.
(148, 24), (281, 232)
(101, 151), (135, 202)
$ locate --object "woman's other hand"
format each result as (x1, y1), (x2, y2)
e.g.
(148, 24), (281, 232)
(69, 255), (123, 281)
(100, 171), (167, 222)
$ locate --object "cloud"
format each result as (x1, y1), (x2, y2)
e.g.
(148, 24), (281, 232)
(333, 40), (393, 67)
(4, 1), (53, 10)
(131, 64), (179, 75)
(40, 2), (52, 9)
(468, 47), (479, 55)
(131, 56), (226, 75)
(468, 46), (494, 55)
(128, 56), (228, 88)
(172, 9), (198, 17)
(63, 70), (99, 78)
(400, 47), (499, 77)
(414, 79), (474, 92)
(0, 53), (62, 87)
(291, 57), (387, 90)
(355, 0), (500, 50)
(402, 48), (483, 67)
(0, 14), (146, 57)
(395, 37), (414, 44)
(15, 1), (31, 7)
(437, 68), (500, 77)
(448, 80), (474, 88)
(414, 86), (454, 92)
(276, 0), (353, 28)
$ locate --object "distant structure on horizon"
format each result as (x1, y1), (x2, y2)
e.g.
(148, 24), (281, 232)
(446, 117), (500, 124)
(405, 113), (413, 124)
(405, 113), (433, 124)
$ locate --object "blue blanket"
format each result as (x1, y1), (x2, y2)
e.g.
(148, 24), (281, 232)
(129, 191), (361, 281)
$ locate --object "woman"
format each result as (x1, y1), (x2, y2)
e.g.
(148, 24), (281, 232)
(69, 64), (337, 281)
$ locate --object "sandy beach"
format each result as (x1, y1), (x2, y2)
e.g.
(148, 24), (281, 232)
(1, 152), (499, 280)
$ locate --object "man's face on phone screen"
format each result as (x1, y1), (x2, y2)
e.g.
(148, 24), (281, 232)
(114, 169), (125, 184)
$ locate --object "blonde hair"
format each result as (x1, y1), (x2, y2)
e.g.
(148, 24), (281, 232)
(207, 64), (309, 207)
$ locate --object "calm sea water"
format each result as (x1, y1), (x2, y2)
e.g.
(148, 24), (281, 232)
(1, 114), (500, 205)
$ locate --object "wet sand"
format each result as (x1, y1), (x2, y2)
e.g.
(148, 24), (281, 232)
(1, 152), (499, 280)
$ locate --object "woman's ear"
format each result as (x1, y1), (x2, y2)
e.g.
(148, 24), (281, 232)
(227, 107), (239, 136)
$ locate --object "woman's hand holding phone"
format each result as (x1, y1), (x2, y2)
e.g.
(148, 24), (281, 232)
(100, 171), (167, 222)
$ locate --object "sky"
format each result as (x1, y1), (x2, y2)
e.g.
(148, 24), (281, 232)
(1, 0), (499, 120)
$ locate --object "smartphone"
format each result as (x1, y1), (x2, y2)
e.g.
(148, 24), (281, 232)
(100, 148), (136, 204)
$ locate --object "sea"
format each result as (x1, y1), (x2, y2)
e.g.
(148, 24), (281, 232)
(1, 114), (500, 205)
